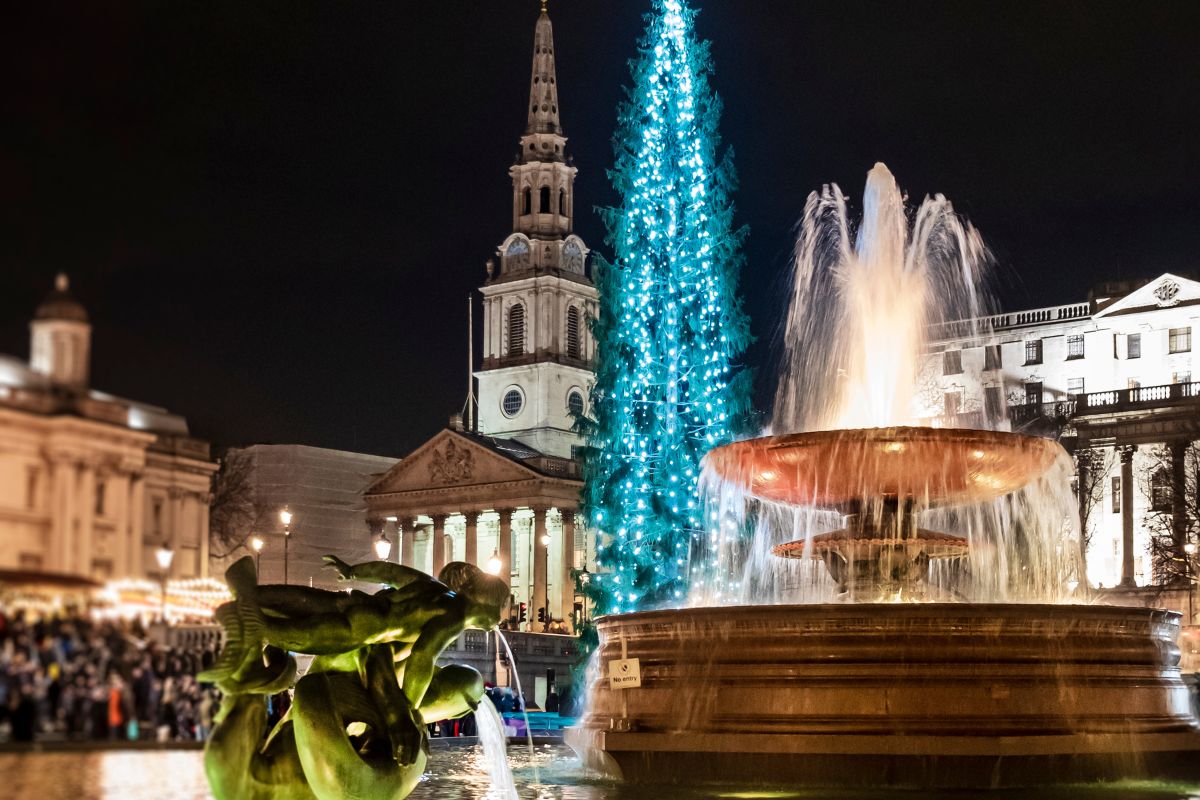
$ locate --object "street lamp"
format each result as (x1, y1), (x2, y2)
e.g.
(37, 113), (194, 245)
(280, 507), (293, 585)
(250, 534), (264, 575)
(485, 549), (503, 576)
(155, 543), (175, 622)
(1185, 542), (1198, 625)
(375, 533), (393, 561)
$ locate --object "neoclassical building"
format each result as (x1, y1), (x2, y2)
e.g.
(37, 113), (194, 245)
(0, 275), (216, 585)
(366, 6), (593, 628)
(921, 273), (1199, 592)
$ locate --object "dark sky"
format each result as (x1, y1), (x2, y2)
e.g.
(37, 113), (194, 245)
(3, 1), (1198, 457)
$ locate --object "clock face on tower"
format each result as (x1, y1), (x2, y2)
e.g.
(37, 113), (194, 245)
(563, 240), (583, 274)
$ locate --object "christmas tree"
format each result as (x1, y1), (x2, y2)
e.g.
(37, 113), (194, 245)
(582, 0), (752, 615)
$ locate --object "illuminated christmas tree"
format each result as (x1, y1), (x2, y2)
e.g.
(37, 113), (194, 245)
(582, 0), (752, 614)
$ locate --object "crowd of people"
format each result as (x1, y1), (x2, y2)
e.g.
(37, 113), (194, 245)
(0, 610), (220, 743)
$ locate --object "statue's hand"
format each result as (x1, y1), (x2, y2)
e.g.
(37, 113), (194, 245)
(322, 555), (353, 581)
(391, 705), (426, 766)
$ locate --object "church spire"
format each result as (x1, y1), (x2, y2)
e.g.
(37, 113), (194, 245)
(525, 2), (561, 137)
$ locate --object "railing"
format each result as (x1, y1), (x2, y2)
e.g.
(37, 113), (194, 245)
(929, 302), (1092, 341)
(1008, 381), (1200, 426)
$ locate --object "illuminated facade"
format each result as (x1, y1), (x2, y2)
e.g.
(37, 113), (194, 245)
(0, 275), (216, 584)
(921, 273), (1200, 592)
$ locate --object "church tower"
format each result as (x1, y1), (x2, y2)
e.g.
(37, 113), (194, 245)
(475, 4), (596, 460)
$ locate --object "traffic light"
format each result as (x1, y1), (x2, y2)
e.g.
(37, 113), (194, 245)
(518, 602), (527, 623)
(537, 607), (546, 623)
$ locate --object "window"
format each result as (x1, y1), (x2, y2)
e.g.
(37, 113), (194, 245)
(942, 350), (962, 375)
(522, 188), (532, 215)
(95, 481), (106, 516)
(558, 188), (566, 216)
(1174, 371), (1192, 385)
(566, 306), (581, 359)
(1150, 468), (1172, 512)
(943, 391), (962, 417)
(502, 388), (524, 417)
(984, 386), (1003, 422)
(1024, 381), (1043, 406)
(1111, 477), (1121, 513)
(983, 345), (1002, 371)
(567, 389), (585, 417)
(25, 468), (38, 509)
(1066, 334), (1085, 359)
(1067, 377), (1085, 397)
(507, 304), (526, 356)
(1169, 327), (1192, 354)
(152, 498), (164, 534)
(1127, 333), (1141, 359)
(539, 186), (551, 213)
(1024, 339), (1042, 365)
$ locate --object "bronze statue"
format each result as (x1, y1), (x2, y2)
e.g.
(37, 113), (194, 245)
(200, 555), (509, 800)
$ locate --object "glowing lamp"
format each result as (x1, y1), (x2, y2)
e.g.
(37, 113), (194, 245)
(374, 534), (392, 561)
(540, 532), (552, 547)
(279, 507), (293, 527)
(1186, 543), (1198, 556)
(155, 544), (175, 572)
(250, 535), (264, 553)
(485, 550), (503, 576)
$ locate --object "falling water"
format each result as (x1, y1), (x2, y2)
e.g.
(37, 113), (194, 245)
(495, 630), (539, 784)
(473, 699), (519, 800)
(691, 163), (1084, 606)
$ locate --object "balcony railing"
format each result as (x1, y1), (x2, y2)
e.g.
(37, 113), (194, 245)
(929, 302), (1092, 341)
(1008, 381), (1200, 427)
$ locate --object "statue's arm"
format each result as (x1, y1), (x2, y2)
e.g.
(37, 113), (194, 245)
(401, 615), (462, 708)
(364, 644), (424, 766)
(323, 556), (432, 590)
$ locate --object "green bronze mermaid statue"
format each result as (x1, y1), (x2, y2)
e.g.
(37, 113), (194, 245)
(199, 555), (509, 800)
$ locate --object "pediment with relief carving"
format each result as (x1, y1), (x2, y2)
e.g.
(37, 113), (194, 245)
(366, 430), (538, 495)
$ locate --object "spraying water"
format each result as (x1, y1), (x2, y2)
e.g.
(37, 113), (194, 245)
(691, 163), (1083, 606)
(496, 630), (539, 785)
(473, 699), (519, 800)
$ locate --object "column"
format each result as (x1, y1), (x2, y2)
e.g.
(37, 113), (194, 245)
(168, 487), (185, 578)
(464, 511), (479, 567)
(78, 464), (97, 579)
(47, 456), (72, 573)
(1120, 445), (1136, 587)
(129, 473), (145, 578)
(198, 493), (211, 578)
(430, 514), (449, 576)
(1170, 440), (1188, 546)
(532, 506), (549, 629)
(497, 508), (515, 584)
(559, 509), (576, 624)
(400, 517), (416, 568)
(111, 471), (130, 577)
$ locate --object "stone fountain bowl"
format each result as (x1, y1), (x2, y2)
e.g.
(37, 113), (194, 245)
(703, 426), (1064, 510)
(566, 603), (1200, 788)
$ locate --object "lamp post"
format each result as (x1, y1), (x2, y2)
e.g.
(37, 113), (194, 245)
(540, 530), (552, 631)
(577, 565), (591, 629)
(280, 507), (293, 585)
(155, 543), (175, 622)
(250, 534), (264, 575)
(375, 533), (393, 562)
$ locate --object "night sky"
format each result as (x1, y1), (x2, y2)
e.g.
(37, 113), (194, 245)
(4, 1), (1198, 457)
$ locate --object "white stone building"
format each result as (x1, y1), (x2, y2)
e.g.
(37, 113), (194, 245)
(921, 273), (1200, 591)
(0, 275), (216, 585)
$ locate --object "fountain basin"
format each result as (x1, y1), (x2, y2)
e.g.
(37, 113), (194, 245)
(567, 603), (1200, 788)
(704, 427), (1062, 509)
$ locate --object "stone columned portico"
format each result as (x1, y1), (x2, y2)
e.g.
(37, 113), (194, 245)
(364, 427), (585, 629)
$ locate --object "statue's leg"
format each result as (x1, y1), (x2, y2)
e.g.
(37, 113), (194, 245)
(292, 672), (427, 800)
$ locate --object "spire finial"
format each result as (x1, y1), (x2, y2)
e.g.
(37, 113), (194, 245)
(541, 0), (548, 13)
(55, 273), (69, 293)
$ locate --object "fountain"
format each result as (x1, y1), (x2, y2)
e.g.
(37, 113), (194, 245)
(567, 164), (1200, 788)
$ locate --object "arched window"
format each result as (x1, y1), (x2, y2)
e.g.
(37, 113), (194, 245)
(567, 389), (585, 417)
(566, 305), (581, 360)
(522, 188), (532, 215)
(539, 186), (551, 213)
(558, 188), (567, 216)
(507, 304), (526, 357)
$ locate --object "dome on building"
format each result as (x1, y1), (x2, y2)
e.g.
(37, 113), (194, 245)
(35, 273), (89, 323)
